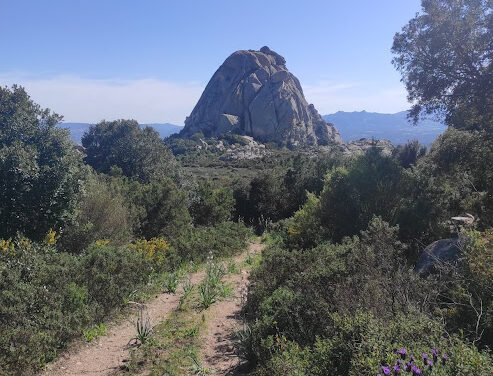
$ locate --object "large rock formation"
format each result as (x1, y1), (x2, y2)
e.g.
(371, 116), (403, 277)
(180, 46), (342, 147)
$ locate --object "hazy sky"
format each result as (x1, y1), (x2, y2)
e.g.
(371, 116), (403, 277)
(0, 0), (422, 124)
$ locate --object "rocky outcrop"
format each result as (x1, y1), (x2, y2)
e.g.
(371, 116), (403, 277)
(220, 136), (269, 161)
(339, 138), (394, 157)
(180, 46), (342, 147)
(415, 238), (461, 275)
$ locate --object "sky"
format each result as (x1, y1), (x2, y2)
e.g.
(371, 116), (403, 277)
(0, 0), (422, 124)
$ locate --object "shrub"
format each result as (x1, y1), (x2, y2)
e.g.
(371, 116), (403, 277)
(130, 237), (170, 269)
(167, 221), (251, 268)
(245, 218), (432, 368)
(81, 243), (153, 318)
(189, 181), (234, 226)
(254, 312), (493, 376)
(434, 228), (493, 349)
(59, 174), (133, 253)
(0, 239), (89, 374)
(129, 177), (192, 239)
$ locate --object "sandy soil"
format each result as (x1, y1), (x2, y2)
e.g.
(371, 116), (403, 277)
(41, 241), (263, 376)
(200, 242), (264, 375)
(42, 270), (206, 376)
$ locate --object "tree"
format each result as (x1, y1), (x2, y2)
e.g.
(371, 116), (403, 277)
(82, 119), (180, 184)
(189, 182), (234, 226)
(0, 85), (85, 240)
(129, 177), (191, 239)
(318, 148), (406, 242)
(392, 140), (427, 168)
(392, 0), (493, 131)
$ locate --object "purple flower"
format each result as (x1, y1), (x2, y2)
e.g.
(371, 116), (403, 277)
(382, 366), (391, 375)
(421, 353), (428, 365)
(397, 349), (407, 360)
(393, 364), (401, 374)
(411, 365), (422, 375)
(442, 353), (448, 365)
(432, 348), (438, 363)
(410, 354), (415, 362)
(405, 362), (412, 372)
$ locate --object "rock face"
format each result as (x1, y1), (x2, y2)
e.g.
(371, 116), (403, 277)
(415, 238), (461, 275)
(180, 46), (342, 147)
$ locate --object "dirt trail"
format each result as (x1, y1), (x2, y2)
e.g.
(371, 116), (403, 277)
(42, 270), (206, 376)
(200, 241), (264, 375)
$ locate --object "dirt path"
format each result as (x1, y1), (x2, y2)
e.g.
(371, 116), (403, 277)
(200, 241), (264, 375)
(42, 270), (206, 376)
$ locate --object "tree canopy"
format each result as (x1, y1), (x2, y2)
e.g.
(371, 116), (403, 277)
(0, 85), (85, 240)
(392, 0), (493, 131)
(82, 119), (180, 184)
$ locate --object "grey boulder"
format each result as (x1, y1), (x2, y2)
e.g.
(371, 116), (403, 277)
(415, 238), (461, 275)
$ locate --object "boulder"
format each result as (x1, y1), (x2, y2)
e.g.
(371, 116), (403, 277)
(415, 238), (461, 275)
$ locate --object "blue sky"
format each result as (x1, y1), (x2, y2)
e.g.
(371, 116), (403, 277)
(0, 0), (422, 124)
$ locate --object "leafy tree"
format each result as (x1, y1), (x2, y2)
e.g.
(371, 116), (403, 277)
(392, 139), (427, 168)
(129, 177), (191, 239)
(318, 148), (405, 242)
(189, 182), (234, 226)
(0, 85), (85, 240)
(82, 119), (180, 184)
(392, 0), (493, 131)
(414, 128), (493, 229)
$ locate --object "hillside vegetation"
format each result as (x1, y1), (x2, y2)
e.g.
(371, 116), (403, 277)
(0, 1), (492, 375)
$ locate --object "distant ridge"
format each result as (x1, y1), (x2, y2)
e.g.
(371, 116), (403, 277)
(323, 111), (446, 146)
(57, 122), (183, 144)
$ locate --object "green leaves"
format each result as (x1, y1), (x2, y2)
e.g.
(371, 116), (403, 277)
(0, 85), (85, 241)
(392, 0), (493, 131)
(82, 119), (180, 184)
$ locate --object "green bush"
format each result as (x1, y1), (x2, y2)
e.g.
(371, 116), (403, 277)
(189, 181), (234, 226)
(433, 228), (493, 349)
(129, 177), (192, 239)
(59, 174), (133, 253)
(81, 243), (153, 318)
(0, 239), (89, 374)
(255, 312), (493, 376)
(167, 221), (252, 268)
(0, 238), (156, 375)
(414, 129), (493, 230)
(245, 218), (432, 368)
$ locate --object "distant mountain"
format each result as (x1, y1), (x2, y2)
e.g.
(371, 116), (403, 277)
(57, 122), (183, 143)
(323, 111), (446, 146)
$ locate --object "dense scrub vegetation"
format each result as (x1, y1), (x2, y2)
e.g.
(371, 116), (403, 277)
(235, 1), (493, 375)
(1, 1), (492, 375)
(0, 85), (252, 375)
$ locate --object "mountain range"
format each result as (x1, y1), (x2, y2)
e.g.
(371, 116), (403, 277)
(59, 111), (446, 147)
(57, 122), (183, 144)
(323, 111), (446, 146)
